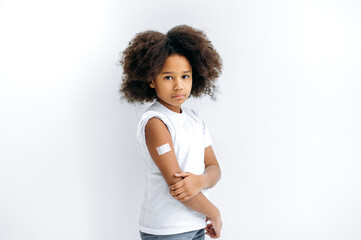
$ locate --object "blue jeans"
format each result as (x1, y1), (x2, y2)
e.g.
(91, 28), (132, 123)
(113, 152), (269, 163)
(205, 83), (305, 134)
(139, 228), (205, 240)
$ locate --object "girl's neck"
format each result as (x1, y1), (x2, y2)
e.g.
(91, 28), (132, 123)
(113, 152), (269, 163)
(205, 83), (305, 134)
(156, 98), (182, 113)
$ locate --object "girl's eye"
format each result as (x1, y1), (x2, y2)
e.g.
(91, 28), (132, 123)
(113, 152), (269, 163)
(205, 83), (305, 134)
(164, 76), (173, 80)
(182, 75), (190, 79)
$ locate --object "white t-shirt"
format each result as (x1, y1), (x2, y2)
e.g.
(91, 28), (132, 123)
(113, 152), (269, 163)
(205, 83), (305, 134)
(136, 100), (213, 235)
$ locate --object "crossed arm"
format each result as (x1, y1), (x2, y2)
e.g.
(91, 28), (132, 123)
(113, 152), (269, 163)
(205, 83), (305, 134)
(145, 117), (222, 239)
(169, 145), (221, 202)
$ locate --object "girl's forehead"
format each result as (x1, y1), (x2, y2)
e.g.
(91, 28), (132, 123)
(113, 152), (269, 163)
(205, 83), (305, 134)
(161, 54), (192, 72)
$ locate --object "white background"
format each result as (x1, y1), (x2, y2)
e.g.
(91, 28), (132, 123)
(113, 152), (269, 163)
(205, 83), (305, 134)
(1, 0), (361, 239)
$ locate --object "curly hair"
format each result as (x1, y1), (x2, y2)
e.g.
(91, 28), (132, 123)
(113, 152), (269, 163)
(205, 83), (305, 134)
(120, 25), (222, 103)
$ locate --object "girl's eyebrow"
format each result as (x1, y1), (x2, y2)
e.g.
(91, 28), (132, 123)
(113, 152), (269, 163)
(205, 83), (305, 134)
(161, 71), (192, 75)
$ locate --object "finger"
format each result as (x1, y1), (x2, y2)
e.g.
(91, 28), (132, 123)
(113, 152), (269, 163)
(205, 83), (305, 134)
(169, 189), (185, 198)
(205, 226), (214, 232)
(171, 193), (181, 200)
(170, 190), (179, 196)
(170, 190), (177, 199)
(169, 180), (184, 191)
(206, 229), (216, 238)
(169, 181), (180, 190)
(214, 227), (221, 238)
(170, 187), (186, 196)
(174, 172), (191, 178)
(205, 225), (212, 229)
(206, 226), (215, 234)
(179, 195), (191, 202)
(174, 192), (188, 201)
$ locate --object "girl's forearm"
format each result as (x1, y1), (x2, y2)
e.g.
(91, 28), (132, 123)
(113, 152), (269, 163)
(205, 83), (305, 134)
(200, 165), (221, 189)
(181, 191), (220, 219)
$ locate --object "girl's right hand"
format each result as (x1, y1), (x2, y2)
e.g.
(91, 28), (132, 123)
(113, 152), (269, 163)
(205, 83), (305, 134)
(205, 215), (222, 239)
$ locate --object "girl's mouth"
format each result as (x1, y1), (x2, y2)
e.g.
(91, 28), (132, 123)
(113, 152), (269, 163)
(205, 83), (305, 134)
(172, 94), (186, 99)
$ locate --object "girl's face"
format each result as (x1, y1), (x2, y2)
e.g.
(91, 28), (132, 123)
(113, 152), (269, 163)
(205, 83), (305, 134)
(149, 54), (192, 113)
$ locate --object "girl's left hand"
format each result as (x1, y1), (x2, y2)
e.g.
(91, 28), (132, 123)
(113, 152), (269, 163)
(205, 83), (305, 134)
(169, 172), (203, 201)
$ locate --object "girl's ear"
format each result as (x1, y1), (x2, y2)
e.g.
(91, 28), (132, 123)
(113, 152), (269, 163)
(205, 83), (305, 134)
(149, 80), (155, 88)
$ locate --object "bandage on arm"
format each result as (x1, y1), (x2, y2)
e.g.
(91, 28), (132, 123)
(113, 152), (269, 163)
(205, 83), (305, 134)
(156, 143), (171, 155)
(144, 117), (182, 186)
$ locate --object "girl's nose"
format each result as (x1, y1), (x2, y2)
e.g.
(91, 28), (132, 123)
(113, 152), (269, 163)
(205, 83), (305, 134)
(174, 78), (183, 91)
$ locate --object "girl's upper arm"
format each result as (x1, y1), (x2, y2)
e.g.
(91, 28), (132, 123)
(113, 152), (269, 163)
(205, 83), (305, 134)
(204, 145), (220, 169)
(145, 117), (182, 186)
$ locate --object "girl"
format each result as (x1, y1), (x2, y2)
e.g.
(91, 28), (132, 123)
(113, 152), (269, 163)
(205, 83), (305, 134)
(120, 25), (223, 239)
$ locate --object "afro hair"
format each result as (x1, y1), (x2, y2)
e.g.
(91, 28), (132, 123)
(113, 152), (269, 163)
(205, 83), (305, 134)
(120, 25), (222, 103)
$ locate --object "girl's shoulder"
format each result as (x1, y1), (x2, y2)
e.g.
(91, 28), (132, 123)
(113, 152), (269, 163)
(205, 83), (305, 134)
(182, 107), (205, 124)
(138, 101), (179, 131)
(136, 103), (174, 149)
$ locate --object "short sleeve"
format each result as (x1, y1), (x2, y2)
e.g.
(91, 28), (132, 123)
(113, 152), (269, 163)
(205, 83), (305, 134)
(192, 110), (213, 148)
(202, 117), (213, 148)
(136, 110), (173, 150)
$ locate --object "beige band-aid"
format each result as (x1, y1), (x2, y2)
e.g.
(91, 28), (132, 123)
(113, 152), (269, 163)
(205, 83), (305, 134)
(156, 143), (171, 155)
